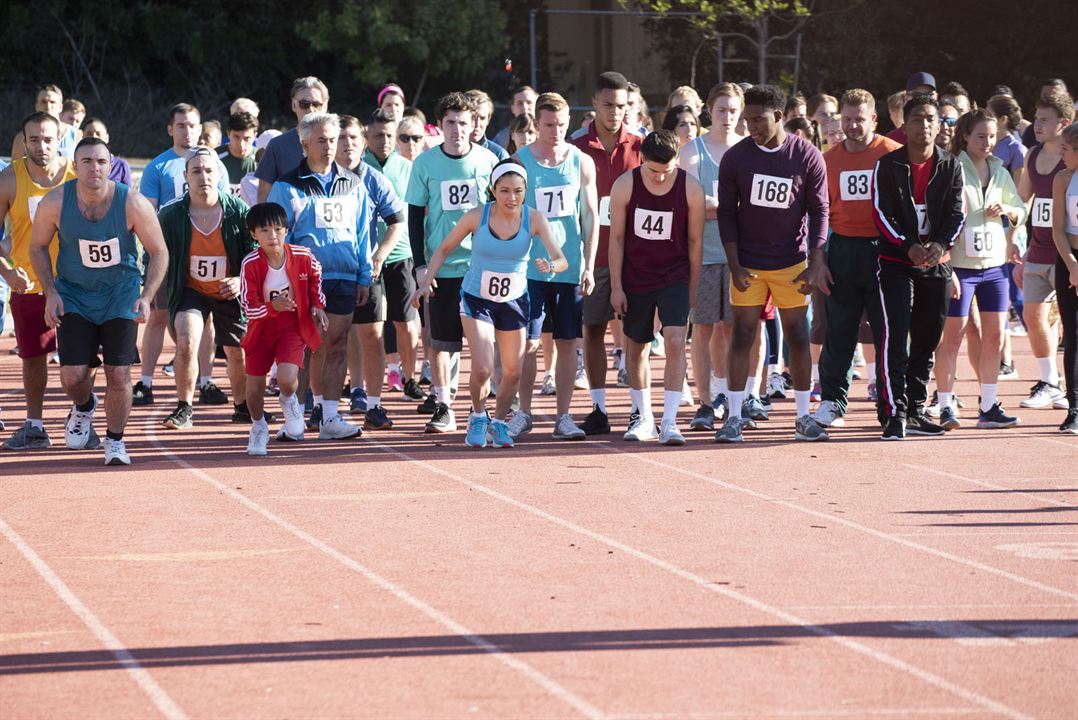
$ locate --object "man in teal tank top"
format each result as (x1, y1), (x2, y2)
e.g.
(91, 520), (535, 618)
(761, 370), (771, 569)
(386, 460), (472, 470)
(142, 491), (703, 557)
(29, 138), (169, 466)
(510, 92), (599, 441)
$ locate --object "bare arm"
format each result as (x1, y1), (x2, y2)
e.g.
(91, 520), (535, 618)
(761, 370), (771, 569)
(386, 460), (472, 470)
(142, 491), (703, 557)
(371, 223), (402, 274)
(127, 191), (169, 320)
(413, 208), (481, 302)
(685, 175), (705, 308)
(1052, 170), (1078, 288)
(1017, 152), (1033, 202)
(29, 188), (64, 325)
(257, 180), (272, 204)
(607, 173), (632, 313)
(530, 210), (568, 274)
(577, 153), (599, 293)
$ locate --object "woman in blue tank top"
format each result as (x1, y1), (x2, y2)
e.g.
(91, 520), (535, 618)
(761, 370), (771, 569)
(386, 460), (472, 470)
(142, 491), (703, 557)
(414, 159), (567, 447)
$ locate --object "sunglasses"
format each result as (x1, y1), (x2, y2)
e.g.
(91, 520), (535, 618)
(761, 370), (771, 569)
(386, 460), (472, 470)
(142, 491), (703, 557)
(940, 116), (958, 127)
(297, 99), (324, 110)
(399, 134), (425, 143)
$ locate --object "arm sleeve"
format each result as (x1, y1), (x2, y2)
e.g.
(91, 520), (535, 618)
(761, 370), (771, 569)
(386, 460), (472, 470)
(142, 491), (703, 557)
(408, 204), (427, 265)
(805, 149), (830, 251)
(931, 160), (966, 250)
(354, 201), (373, 286)
(266, 183), (295, 227)
(139, 163), (160, 202)
(871, 158), (912, 250)
(716, 151), (740, 247)
(1000, 170), (1028, 226)
(374, 173), (404, 224)
(241, 257), (272, 320)
(307, 253), (326, 309)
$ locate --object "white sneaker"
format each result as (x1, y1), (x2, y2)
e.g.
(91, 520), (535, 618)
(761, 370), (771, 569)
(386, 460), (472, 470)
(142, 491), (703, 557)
(767, 371), (787, 399)
(552, 413), (585, 440)
(680, 379), (694, 406)
(1020, 381), (1065, 409)
(573, 366), (589, 390)
(623, 412), (658, 441)
(506, 410), (532, 439)
(813, 400), (846, 427)
(319, 415), (361, 440)
(247, 420), (270, 456)
(103, 437), (131, 466)
(65, 395), (97, 450)
(540, 374), (556, 395)
(659, 421), (685, 446)
(279, 394), (305, 440)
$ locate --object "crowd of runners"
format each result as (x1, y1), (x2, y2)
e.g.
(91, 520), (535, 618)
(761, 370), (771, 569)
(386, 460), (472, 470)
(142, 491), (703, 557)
(0, 70), (1075, 463)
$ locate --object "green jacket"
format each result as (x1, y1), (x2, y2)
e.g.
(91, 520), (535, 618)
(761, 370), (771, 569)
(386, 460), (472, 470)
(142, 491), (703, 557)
(158, 193), (254, 324)
(954, 151), (1027, 270)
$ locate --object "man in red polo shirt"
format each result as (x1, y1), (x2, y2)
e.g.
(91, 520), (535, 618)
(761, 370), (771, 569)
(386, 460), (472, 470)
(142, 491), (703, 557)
(571, 71), (643, 435)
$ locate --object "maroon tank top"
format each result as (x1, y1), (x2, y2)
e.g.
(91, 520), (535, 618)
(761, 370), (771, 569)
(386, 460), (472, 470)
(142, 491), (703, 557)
(1027, 144), (1065, 264)
(623, 168), (690, 293)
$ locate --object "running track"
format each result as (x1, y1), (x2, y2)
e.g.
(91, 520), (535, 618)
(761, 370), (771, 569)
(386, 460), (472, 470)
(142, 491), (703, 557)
(1, 331), (1075, 719)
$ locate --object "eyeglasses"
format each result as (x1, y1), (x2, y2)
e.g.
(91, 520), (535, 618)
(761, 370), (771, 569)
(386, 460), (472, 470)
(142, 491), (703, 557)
(297, 99), (324, 110)
(399, 134), (424, 143)
(940, 117), (958, 127)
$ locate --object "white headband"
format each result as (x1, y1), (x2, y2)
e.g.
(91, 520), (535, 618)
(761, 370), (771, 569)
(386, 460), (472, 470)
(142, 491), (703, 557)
(491, 163), (528, 186)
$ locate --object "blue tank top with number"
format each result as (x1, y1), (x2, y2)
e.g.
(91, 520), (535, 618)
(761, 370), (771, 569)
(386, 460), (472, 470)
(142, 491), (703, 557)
(55, 180), (141, 324)
(1068, 170), (1078, 235)
(518, 145), (583, 283)
(461, 203), (532, 302)
(690, 137), (726, 265)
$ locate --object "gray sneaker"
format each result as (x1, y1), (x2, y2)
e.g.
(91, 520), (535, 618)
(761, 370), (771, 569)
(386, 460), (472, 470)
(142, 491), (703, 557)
(715, 416), (746, 443)
(3, 421), (52, 450)
(743, 396), (769, 422)
(506, 410), (532, 439)
(795, 414), (830, 441)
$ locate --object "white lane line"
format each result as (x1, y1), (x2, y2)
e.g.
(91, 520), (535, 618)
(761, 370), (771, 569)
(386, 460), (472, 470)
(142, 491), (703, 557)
(607, 708), (985, 719)
(0, 515), (187, 720)
(363, 438), (1031, 720)
(1031, 436), (1078, 449)
(143, 420), (603, 720)
(902, 463), (1077, 508)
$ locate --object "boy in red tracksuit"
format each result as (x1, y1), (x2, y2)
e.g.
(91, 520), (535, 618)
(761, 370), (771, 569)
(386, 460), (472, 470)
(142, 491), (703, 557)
(240, 202), (329, 455)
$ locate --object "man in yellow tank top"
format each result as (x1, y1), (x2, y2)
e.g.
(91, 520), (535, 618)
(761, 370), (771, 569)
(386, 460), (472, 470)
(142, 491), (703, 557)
(0, 112), (77, 450)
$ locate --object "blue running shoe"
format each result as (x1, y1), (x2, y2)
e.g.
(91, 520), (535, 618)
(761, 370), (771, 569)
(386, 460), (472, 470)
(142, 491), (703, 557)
(465, 411), (490, 448)
(489, 418), (514, 448)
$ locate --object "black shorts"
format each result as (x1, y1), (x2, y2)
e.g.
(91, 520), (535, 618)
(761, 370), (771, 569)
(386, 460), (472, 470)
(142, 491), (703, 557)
(582, 266), (615, 326)
(427, 276), (464, 352)
(57, 314), (140, 367)
(352, 276), (388, 325)
(622, 283), (690, 345)
(526, 280), (583, 341)
(382, 257), (419, 323)
(176, 287), (247, 346)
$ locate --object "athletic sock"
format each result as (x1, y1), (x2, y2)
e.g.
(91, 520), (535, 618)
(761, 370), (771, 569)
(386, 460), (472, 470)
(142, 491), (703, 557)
(367, 396), (381, 409)
(106, 430), (123, 441)
(629, 388), (644, 416)
(746, 375), (760, 398)
(139, 375), (153, 387)
(388, 362), (401, 374)
(1036, 356), (1059, 385)
(321, 399), (339, 422)
(729, 390), (745, 416)
(590, 388), (606, 413)
(811, 363), (819, 383)
(713, 376), (728, 398)
(313, 394), (324, 409)
(768, 363), (779, 375)
(980, 384), (997, 413)
(434, 385), (450, 405)
(28, 419), (44, 430)
(662, 390), (680, 426)
(795, 390), (810, 418)
(938, 391), (953, 411)
(278, 393), (295, 412)
(199, 375), (212, 387)
(76, 396), (95, 413)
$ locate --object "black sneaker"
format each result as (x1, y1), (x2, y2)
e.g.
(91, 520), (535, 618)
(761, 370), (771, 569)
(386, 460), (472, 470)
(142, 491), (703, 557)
(939, 405), (961, 431)
(306, 404), (323, 431)
(580, 404), (610, 435)
(881, 417), (905, 440)
(1058, 409), (1078, 435)
(424, 402), (455, 433)
(907, 414), (946, 436)
(199, 381), (228, 405)
(231, 402), (274, 424)
(402, 378), (426, 400)
(416, 393), (438, 414)
(713, 393), (729, 422)
(689, 404), (715, 431)
(132, 381), (154, 406)
(976, 402), (1019, 429)
(162, 403), (193, 429)
(364, 405), (393, 430)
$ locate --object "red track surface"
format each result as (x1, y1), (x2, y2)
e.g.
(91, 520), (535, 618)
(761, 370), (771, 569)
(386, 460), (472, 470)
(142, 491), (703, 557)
(1, 330), (1075, 719)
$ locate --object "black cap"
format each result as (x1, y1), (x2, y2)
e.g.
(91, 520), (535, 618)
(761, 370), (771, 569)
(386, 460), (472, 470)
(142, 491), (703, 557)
(906, 72), (936, 92)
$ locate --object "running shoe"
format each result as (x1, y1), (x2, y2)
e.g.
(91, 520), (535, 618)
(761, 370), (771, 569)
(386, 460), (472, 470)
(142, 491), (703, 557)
(198, 381), (228, 405)
(465, 412), (490, 448)
(715, 415), (746, 443)
(402, 378), (426, 400)
(279, 394), (305, 440)
(623, 412), (658, 441)
(419, 360), (432, 386)
(712, 393), (729, 422)
(611, 348), (624, 370)
(810, 382), (822, 403)
(247, 419), (270, 456)
(163, 403), (194, 430)
(976, 402), (1020, 429)
(540, 373), (556, 395)
(689, 404), (715, 431)
(552, 414), (585, 440)
(387, 368), (404, 392)
(349, 387), (368, 414)
(306, 405), (323, 431)
(232, 402), (274, 424)
(795, 414), (830, 442)
(649, 334), (665, 356)
(998, 361), (1019, 381)
(1020, 381), (1065, 409)
(574, 366), (589, 390)
(616, 367), (630, 388)
(742, 396), (769, 422)
(416, 393), (438, 414)
(867, 382), (878, 402)
(424, 403), (456, 433)
(103, 437), (131, 466)
(659, 421), (686, 446)
(65, 395), (97, 450)
(939, 405), (961, 431)
(767, 371), (787, 399)
(162, 358), (175, 377)
(319, 415), (362, 440)
(906, 414), (946, 436)
(506, 409), (532, 438)
(580, 405), (610, 435)
(489, 418), (514, 448)
(680, 379), (694, 406)
(2, 422), (51, 450)
(925, 391), (941, 418)
(881, 417), (905, 441)
(1059, 409), (1078, 434)
(131, 381), (154, 406)
(812, 400), (845, 428)
(265, 378), (281, 397)
(364, 405), (393, 430)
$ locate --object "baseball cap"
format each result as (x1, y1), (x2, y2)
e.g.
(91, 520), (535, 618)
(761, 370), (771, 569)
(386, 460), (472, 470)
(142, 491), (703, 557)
(906, 72), (936, 92)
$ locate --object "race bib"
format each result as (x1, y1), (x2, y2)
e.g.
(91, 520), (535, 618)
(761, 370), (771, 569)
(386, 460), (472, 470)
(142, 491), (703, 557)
(267, 285), (291, 302)
(228, 183), (242, 197)
(1031, 197), (1053, 228)
(479, 270), (525, 302)
(27, 196), (42, 221)
(633, 209), (673, 241)
(839, 170), (872, 201)
(440, 179), (478, 211)
(599, 196), (611, 226)
(78, 238), (121, 269)
(189, 255), (227, 282)
(963, 223), (1003, 259)
(1068, 195), (1078, 229)
(173, 174), (187, 201)
(314, 197), (357, 230)
(915, 203), (930, 236)
(536, 185), (573, 218)
(749, 173), (793, 209)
